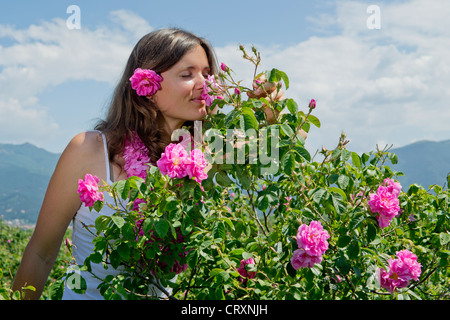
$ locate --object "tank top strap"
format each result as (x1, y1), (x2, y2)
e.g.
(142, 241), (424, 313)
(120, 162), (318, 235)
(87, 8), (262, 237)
(94, 130), (113, 184)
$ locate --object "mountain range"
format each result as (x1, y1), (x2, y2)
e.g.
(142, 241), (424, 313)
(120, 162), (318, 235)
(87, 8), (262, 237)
(0, 142), (60, 227)
(0, 139), (449, 226)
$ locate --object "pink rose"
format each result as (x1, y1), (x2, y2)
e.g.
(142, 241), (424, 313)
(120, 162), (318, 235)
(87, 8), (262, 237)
(378, 250), (421, 292)
(129, 68), (162, 96)
(77, 173), (104, 207)
(220, 62), (229, 72)
(291, 220), (330, 270)
(296, 221), (330, 257)
(156, 143), (191, 179)
(237, 257), (257, 283)
(308, 99), (316, 109)
(201, 75), (223, 107)
(396, 250), (422, 281)
(368, 185), (401, 228)
(157, 143), (208, 184)
(382, 178), (402, 197)
(291, 248), (323, 269)
(186, 148), (208, 183)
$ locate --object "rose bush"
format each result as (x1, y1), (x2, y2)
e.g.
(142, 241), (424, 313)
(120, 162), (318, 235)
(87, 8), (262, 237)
(63, 46), (449, 300)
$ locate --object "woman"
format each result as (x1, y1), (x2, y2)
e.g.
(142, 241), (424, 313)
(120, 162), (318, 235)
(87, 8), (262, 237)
(12, 28), (288, 300)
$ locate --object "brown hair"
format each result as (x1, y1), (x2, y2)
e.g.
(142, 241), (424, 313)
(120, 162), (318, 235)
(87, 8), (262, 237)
(95, 28), (217, 167)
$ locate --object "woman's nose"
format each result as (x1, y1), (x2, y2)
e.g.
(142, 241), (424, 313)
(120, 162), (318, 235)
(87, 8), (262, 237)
(195, 73), (206, 89)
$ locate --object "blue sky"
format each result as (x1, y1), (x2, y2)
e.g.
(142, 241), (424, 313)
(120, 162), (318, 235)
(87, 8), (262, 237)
(1, 0), (450, 156)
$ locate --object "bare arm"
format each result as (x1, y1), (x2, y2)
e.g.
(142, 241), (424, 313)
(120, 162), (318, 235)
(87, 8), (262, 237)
(12, 132), (102, 299)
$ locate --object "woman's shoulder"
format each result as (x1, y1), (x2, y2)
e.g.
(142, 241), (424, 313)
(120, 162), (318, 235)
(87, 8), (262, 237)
(58, 131), (106, 171)
(66, 131), (104, 152)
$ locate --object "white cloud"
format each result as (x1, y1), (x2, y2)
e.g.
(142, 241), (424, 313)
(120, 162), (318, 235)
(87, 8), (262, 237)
(0, 10), (150, 149)
(0, 97), (59, 145)
(215, 0), (450, 154)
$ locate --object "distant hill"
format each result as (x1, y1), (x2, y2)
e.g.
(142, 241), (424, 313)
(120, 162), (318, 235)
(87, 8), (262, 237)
(391, 140), (450, 191)
(0, 143), (60, 226)
(0, 139), (448, 226)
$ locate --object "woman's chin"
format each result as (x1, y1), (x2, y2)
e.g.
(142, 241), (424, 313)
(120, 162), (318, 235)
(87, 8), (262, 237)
(194, 106), (207, 120)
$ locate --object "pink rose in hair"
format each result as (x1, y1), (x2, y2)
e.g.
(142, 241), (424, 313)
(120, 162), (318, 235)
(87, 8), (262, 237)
(129, 68), (163, 96)
(77, 174), (104, 207)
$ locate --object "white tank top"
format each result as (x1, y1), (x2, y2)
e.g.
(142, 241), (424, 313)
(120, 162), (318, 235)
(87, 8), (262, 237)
(61, 131), (172, 300)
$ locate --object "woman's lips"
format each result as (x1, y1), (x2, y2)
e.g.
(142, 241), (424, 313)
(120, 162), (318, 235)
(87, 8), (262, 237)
(191, 97), (205, 104)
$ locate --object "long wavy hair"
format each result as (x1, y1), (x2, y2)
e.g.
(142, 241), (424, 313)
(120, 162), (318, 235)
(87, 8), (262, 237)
(95, 28), (218, 168)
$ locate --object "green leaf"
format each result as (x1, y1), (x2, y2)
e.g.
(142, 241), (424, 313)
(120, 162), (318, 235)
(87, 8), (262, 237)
(348, 240), (360, 259)
(440, 232), (450, 246)
(110, 250), (121, 269)
(165, 196), (179, 212)
(257, 195), (269, 211)
(111, 216), (125, 229)
(389, 152), (398, 164)
(121, 223), (135, 240)
(117, 243), (130, 260)
(155, 219), (169, 238)
(266, 68), (289, 89)
(293, 146), (311, 162)
(229, 248), (245, 256)
(240, 107), (258, 131)
(337, 175), (350, 189)
(282, 152), (295, 175)
(93, 200), (104, 213)
(95, 215), (110, 233)
(287, 98), (298, 114)
(213, 221), (226, 240)
(331, 149), (342, 161)
(331, 194), (346, 214)
(312, 188), (327, 204)
(329, 187), (347, 201)
(307, 114), (321, 128)
(89, 252), (103, 264)
(242, 252), (253, 260)
(349, 213), (365, 230)
(280, 123), (294, 137)
(351, 152), (361, 168)
(447, 173), (450, 189)
(337, 235), (352, 248)
(367, 222), (377, 243)
(238, 174), (251, 189)
(216, 171), (233, 187)
(115, 179), (131, 200)
(278, 70), (290, 90)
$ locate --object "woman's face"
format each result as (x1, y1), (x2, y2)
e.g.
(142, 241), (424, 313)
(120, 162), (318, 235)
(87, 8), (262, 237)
(152, 44), (210, 132)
